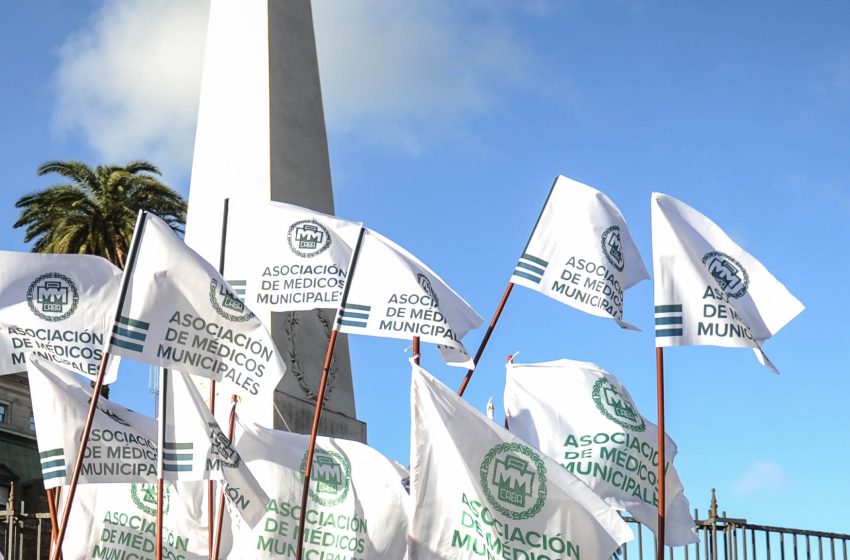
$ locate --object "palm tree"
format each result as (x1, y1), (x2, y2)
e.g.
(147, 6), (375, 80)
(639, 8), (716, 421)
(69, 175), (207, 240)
(13, 160), (186, 269)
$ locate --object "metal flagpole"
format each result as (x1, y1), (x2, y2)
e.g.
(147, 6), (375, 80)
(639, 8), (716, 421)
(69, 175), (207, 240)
(456, 282), (514, 397)
(413, 336), (421, 365)
(208, 197), (230, 557)
(50, 211), (150, 560)
(457, 177), (557, 398)
(655, 347), (666, 560)
(156, 368), (169, 560)
(212, 395), (239, 559)
(295, 227), (366, 560)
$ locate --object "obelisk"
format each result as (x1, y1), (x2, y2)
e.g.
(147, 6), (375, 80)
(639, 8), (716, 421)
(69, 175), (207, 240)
(185, 0), (366, 441)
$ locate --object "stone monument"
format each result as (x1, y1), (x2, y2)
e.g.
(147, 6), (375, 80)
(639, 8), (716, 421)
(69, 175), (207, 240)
(185, 0), (366, 441)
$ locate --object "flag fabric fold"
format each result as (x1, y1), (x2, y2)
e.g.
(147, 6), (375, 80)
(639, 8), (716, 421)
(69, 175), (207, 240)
(409, 360), (633, 559)
(0, 251), (121, 382)
(651, 193), (804, 371)
(336, 228), (483, 368)
(224, 200), (363, 313)
(225, 418), (409, 559)
(504, 358), (698, 546)
(511, 176), (649, 330)
(163, 369), (269, 527)
(108, 212), (287, 398)
(28, 355), (158, 488)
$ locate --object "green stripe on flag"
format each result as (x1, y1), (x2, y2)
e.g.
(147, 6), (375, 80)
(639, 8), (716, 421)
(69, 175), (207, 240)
(521, 253), (548, 266)
(345, 303), (371, 311)
(655, 316), (683, 325)
(118, 316), (150, 329)
(39, 448), (64, 459)
(655, 304), (683, 313)
(656, 328), (683, 337)
(164, 442), (193, 450)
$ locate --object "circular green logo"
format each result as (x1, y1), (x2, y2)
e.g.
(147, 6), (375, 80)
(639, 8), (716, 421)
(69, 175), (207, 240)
(288, 220), (332, 258)
(300, 448), (351, 507)
(592, 377), (646, 432)
(601, 225), (625, 272)
(479, 442), (547, 520)
(26, 272), (79, 322)
(702, 251), (749, 299)
(131, 482), (170, 516)
(209, 279), (254, 322)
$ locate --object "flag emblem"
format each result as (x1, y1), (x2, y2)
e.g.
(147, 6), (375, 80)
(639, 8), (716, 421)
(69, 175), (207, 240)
(512, 253), (548, 284)
(26, 273), (79, 322)
(300, 448), (351, 507)
(591, 378), (646, 432)
(40, 448), (66, 481)
(655, 304), (683, 338)
(110, 315), (149, 353)
(601, 225), (625, 271)
(131, 482), (171, 516)
(287, 220), (332, 258)
(416, 273), (440, 307)
(208, 422), (242, 469)
(162, 442), (193, 472)
(208, 279), (254, 322)
(702, 251), (749, 299)
(480, 443), (547, 520)
(337, 303), (370, 328)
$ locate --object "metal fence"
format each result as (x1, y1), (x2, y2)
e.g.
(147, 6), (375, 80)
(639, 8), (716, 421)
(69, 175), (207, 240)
(0, 484), (51, 560)
(620, 490), (850, 560)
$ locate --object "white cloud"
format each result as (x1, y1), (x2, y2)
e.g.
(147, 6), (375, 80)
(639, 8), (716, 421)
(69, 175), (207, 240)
(52, 0), (546, 175)
(53, 0), (210, 181)
(732, 461), (786, 496)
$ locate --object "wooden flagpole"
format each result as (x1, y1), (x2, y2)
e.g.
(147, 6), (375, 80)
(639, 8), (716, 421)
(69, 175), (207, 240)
(413, 336), (421, 365)
(456, 282), (514, 397)
(655, 347), (666, 560)
(156, 367), (169, 560)
(457, 177), (558, 398)
(46, 488), (61, 560)
(50, 211), (150, 560)
(212, 395), (239, 560)
(208, 197), (230, 557)
(295, 227), (366, 560)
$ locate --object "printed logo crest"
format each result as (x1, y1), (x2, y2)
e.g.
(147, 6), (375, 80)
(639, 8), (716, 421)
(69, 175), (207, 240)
(26, 273), (79, 322)
(287, 220), (332, 258)
(300, 448), (351, 507)
(209, 279), (254, 322)
(601, 226), (625, 272)
(702, 251), (749, 299)
(131, 482), (170, 516)
(88, 398), (131, 427)
(480, 442), (547, 520)
(416, 273), (440, 307)
(592, 377), (646, 432)
(208, 422), (241, 469)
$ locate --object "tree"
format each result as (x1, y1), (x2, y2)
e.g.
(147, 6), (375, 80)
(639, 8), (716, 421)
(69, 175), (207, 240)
(14, 160), (186, 269)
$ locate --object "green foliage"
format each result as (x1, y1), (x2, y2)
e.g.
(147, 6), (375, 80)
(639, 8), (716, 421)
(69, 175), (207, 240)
(14, 160), (186, 268)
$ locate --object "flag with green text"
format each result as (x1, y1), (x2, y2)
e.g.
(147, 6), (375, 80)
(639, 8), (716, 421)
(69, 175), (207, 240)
(651, 193), (804, 371)
(336, 228), (483, 368)
(225, 418), (409, 559)
(511, 176), (649, 329)
(0, 251), (122, 382)
(108, 212), (287, 398)
(504, 358), (698, 546)
(409, 361), (633, 559)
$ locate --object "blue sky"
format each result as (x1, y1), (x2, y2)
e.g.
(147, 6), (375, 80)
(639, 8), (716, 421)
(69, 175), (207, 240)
(2, 0), (849, 534)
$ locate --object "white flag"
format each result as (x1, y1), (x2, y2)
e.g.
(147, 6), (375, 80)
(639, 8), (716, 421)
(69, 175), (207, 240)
(337, 228), (483, 368)
(225, 418), (409, 559)
(511, 176), (649, 329)
(504, 358), (698, 546)
(28, 355), (158, 488)
(225, 200), (362, 313)
(409, 361), (633, 559)
(651, 193), (804, 371)
(109, 212), (286, 399)
(0, 251), (121, 382)
(163, 369), (269, 527)
(60, 481), (212, 559)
